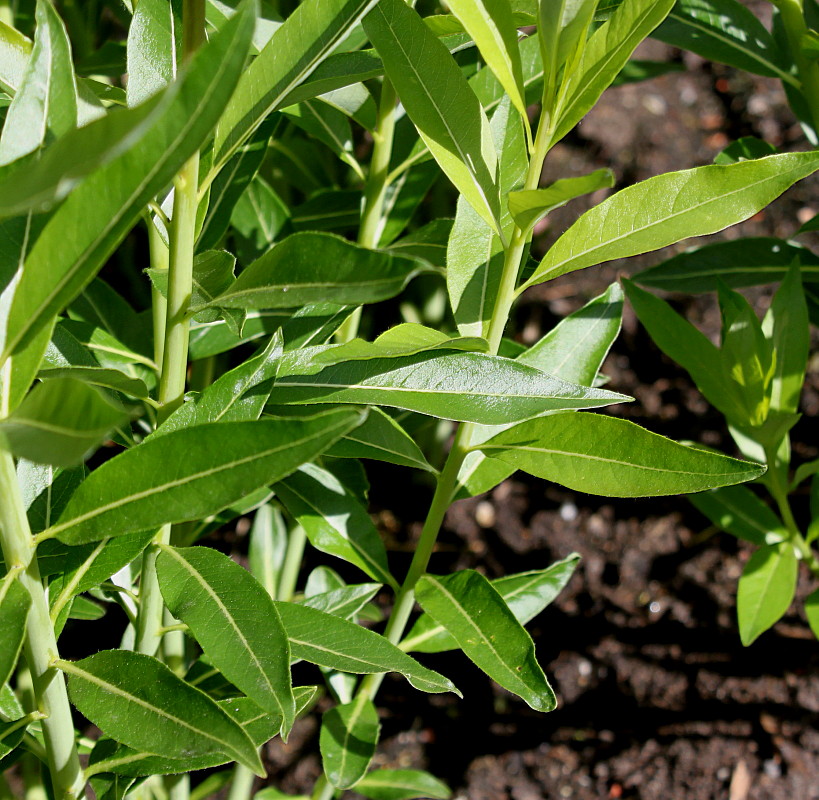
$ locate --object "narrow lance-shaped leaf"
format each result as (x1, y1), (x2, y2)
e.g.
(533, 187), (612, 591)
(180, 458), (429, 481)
(275, 601), (459, 695)
(415, 570), (556, 712)
(0, 3), (255, 362)
(275, 462), (397, 590)
(478, 411), (765, 497)
(402, 554), (580, 653)
(268, 348), (628, 425)
(623, 279), (747, 422)
(0, 0), (77, 165)
(653, 0), (794, 84)
(85, 688), (319, 778)
(688, 485), (786, 547)
(248, 503), (288, 600)
(58, 650), (265, 775)
(632, 238), (819, 293)
(0, 377), (132, 467)
(0, 577), (30, 688)
(737, 542), (798, 646)
(445, 0), (525, 115)
(353, 769), (451, 800)
(156, 545), (295, 738)
(46, 408), (367, 545)
(508, 168), (615, 234)
(524, 153), (819, 289)
(550, 0), (675, 146)
(363, 0), (501, 233)
(212, 0), (378, 172)
(206, 233), (431, 311)
(320, 696), (380, 788)
(763, 263), (809, 415)
(126, 0), (181, 107)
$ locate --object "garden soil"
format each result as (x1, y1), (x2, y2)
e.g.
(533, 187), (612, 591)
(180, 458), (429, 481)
(259, 28), (819, 800)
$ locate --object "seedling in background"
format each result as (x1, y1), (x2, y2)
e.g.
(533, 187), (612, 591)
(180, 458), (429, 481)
(0, 1), (816, 800)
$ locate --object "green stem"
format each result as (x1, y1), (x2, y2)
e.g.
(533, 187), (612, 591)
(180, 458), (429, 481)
(765, 445), (819, 578)
(149, 221), (169, 373)
(310, 776), (335, 800)
(775, 0), (819, 132)
(226, 765), (255, 800)
(277, 523), (307, 603)
(336, 80), (398, 343)
(0, 447), (83, 800)
(0, 2), (12, 27)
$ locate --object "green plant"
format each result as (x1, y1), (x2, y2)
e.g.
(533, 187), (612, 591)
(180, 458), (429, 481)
(616, 0), (819, 645)
(0, 1), (815, 800)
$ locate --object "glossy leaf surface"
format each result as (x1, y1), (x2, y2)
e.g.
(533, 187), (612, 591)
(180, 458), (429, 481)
(478, 412), (765, 496)
(275, 601), (458, 695)
(48, 409), (366, 544)
(320, 697), (380, 788)
(415, 571), (556, 711)
(60, 650), (264, 775)
(737, 542), (797, 646)
(156, 545), (294, 736)
(353, 769), (451, 800)
(525, 153), (819, 289)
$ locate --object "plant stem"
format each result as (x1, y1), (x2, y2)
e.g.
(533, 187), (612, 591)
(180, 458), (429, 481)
(775, 0), (819, 132)
(765, 445), (819, 578)
(0, 447), (83, 800)
(310, 776), (335, 800)
(149, 222), (169, 373)
(277, 523), (307, 603)
(136, 0), (205, 659)
(0, 1), (12, 26)
(336, 80), (398, 343)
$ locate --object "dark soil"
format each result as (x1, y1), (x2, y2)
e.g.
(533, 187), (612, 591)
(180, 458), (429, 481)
(254, 28), (819, 800)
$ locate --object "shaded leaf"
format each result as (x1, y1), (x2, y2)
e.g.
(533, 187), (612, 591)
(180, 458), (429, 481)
(320, 697), (380, 788)
(737, 542), (797, 645)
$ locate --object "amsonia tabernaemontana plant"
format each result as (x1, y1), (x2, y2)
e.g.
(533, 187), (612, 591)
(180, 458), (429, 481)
(0, 0), (815, 799)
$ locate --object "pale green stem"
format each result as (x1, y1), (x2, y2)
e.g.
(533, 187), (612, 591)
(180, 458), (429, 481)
(0, 447), (84, 800)
(149, 222), (169, 373)
(775, 0), (819, 132)
(765, 444), (819, 578)
(277, 523), (307, 603)
(0, 2), (12, 27)
(310, 776), (335, 800)
(336, 80), (398, 343)
(226, 765), (255, 800)
(136, 0), (205, 665)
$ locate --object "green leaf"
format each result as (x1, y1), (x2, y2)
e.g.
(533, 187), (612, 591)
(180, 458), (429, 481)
(402, 554), (579, 653)
(212, 0), (378, 172)
(0, 377), (132, 467)
(59, 650), (265, 775)
(47, 408), (366, 544)
(446, 0), (525, 115)
(354, 769), (451, 800)
(0, 0), (76, 165)
(737, 542), (797, 646)
(623, 279), (746, 421)
(126, 0), (181, 107)
(0, 577), (29, 687)
(66, 595), (106, 621)
(248, 503), (288, 600)
(207, 233), (430, 310)
(525, 153), (819, 290)
(653, 0), (794, 83)
(156, 545), (295, 737)
(551, 0), (674, 145)
(363, 0), (500, 233)
(447, 96), (526, 339)
(320, 697), (380, 788)
(155, 333), (282, 436)
(48, 531), (155, 634)
(714, 136), (779, 165)
(275, 601), (459, 695)
(268, 348), (627, 425)
(478, 411), (765, 497)
(689, 485), (786, 546)
(85, 687), (319, 778)
(415, 570), (556, 712)
(325, 406), (436, 473)
(539, 0), (598, 98)
(0, 20), (30, 95)
(18, 460), (85, 534)
(805, 588), (819, 640)
(633, 238), (819, 293)
(764, 264), (809, 415)
(299, 583), (381, 619)
(275, 462), (396, 589)
(37, 367), (149, 400)
(508, 169), (615, 234)
(0, 3), (255, 361)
